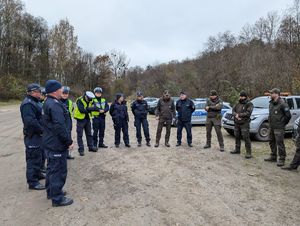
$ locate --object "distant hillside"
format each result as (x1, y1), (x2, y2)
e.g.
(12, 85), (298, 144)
(1, 0), (300, 103)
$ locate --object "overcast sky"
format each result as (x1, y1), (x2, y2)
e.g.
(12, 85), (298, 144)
(23, 0), (292, 67)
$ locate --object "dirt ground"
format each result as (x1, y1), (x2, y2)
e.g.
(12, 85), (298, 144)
(0, 104), (299, 226)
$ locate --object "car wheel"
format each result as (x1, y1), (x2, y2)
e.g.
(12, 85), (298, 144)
(254, 122), (270, 142)
(225, 129), (234, 136)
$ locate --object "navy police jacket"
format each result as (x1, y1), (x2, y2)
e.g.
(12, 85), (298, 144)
(109, 101), (129, 124)
(131, 100), (148, 119)
(176, 98), (195, 122)
(42, 95), (73, 152)
(20, 95), (43, 146)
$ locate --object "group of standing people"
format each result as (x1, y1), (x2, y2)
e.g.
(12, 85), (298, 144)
(20, 80), (74, 207)
(20, 80), (300, 207)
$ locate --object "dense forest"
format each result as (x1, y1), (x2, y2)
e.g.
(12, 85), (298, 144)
(1, 0), (300, 103)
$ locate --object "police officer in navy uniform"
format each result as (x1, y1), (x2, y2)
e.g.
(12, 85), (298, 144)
(131, 91), (151, 147)
(110, 93), (130, 148)
(92, 87), (109, 148)
(43, 80), (73, 207)
(73, 91), (99, 156)
(176, 91), (195, 147)
(61, 86), (75, 159)
(20, 83), (45, 190)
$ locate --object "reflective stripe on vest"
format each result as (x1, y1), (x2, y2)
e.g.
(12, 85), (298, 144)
(91, 98), (106, 116)
(74, 97), (93, 119)
(67, 99), (73, 117)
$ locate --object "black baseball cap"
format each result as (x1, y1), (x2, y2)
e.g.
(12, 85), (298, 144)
(27, 83), (41, 93)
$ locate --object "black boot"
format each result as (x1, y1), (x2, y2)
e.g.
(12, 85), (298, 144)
(52, 197), (73, 207)
(88, 147), (98, 152)
(99, 144), (108, 148)
(281, 165), (298, 171)
(203, 144), (211, 149)
(176, 143), (181, 147)
(188, 143), (193, 147)
(29, 183), (46, 190)
(137, 142), (142, 147)
(277, 159), (285, 167)
(125, 143), (131, 148)
(264, 156), (277, 162)
(146, 142), (151, 147)
(78, 149), (84, 156)
(230, 149), (240, 154)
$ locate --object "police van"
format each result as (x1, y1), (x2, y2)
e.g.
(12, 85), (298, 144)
(222, 93), (300, 141)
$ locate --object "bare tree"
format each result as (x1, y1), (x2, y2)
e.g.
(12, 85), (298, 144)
(108, 50), (130, 80)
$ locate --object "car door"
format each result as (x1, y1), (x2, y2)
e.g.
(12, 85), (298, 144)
(285, 97), (297, 131)
(294, 97), (300, 126)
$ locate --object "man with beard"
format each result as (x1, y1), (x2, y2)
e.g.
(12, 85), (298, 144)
(265, 88), (291, 167)
(203, 90), (225, 152)
(230, 91), (254, 159)
(154, 90), (176, 148)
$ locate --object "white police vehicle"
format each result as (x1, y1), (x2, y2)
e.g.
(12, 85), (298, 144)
(173, 101), (232, 126)
(222, 95), (300, 141)
(144, 97), (159, 115)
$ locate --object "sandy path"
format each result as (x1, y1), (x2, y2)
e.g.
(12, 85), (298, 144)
(0, 105), (299, 226)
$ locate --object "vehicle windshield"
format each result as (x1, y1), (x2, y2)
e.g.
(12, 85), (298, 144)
(145, 98), (157, 102)
(195, 102), (206, 109)
(251, 97), (270, 109)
